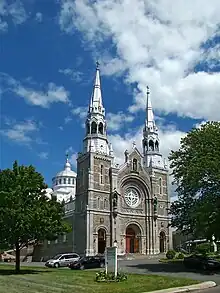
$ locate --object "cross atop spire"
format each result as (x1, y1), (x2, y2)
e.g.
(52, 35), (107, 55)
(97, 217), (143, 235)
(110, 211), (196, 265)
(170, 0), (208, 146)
(96, 60), (100, 70)
(89, 62), (104, 114)
(64, 153), (71, 171)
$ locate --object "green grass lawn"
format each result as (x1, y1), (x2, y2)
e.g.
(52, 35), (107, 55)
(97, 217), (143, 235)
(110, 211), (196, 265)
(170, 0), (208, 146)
(0, 264), (200, 293)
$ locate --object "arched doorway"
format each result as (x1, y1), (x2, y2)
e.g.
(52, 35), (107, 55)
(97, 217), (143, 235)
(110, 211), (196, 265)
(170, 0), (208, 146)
(125, 224), (141, 253)
(159, 231), (166, 253)
(98, 229), (106, 254)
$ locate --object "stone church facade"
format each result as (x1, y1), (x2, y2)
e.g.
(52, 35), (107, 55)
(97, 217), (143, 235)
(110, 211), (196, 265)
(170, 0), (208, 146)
(33, 64), (172, 261)
(74, 64), (172, 256)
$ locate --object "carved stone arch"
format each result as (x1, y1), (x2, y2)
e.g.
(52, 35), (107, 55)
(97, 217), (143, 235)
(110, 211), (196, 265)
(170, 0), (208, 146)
(149, 139), (154, 151)
(120, 175), (151, 200)
(155, 140), (159, 150)
(125, 220), (144, 235)
(96, 225), (108, 234)
(91, 120), (97, 134)
(159, 230), (167, 253)
(86, 120), (90, 134)
(98, 122), (104, 134)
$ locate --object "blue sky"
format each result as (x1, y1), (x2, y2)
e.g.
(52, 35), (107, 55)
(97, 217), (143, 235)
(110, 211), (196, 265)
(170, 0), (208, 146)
(1, 0), (220, 188)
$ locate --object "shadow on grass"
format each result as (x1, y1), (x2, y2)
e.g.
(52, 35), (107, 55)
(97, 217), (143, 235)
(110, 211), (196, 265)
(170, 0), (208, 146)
(0, 269), (52, 276)
(127, 262), (220, 276)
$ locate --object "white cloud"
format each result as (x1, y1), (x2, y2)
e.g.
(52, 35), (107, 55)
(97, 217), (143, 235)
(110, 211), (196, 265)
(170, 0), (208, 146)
(38, 152), (48, 159)
(59, 68), (83, 83)
(35, 12), (43, 22)
(0, 119), (40, 144)
(107, 112), (134, 131)
(0, 73), (70, 108)
(58, 0), (220, 121)
(71, 106), (88, 120)
(0, 0), (27, 32)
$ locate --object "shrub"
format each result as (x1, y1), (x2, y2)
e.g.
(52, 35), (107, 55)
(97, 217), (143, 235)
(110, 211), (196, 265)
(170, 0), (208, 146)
(166, 250), (176, 259)
(95, 271), (127, 282)
(176, 252), (184, 259)
(196, 243), (210, 255)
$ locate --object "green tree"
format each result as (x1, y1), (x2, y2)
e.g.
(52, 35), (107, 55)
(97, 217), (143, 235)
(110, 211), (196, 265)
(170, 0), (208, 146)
(169, 121), (220, 240)
(0, 161), (71, 273)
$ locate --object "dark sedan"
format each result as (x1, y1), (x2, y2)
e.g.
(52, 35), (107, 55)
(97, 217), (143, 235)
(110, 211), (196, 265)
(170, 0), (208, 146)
(183, 254), (220, 271)
(68, 256), (105, 270)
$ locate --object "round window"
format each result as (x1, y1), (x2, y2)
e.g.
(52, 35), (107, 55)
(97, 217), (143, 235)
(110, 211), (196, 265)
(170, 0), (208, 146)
(124, 187), (140, 208)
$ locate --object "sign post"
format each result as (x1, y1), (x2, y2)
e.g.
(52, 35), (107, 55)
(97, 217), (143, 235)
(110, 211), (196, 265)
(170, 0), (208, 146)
(105, 246), (118, 278)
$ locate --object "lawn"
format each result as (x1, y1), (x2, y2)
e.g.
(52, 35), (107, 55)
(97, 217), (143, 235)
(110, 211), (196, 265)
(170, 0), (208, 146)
(0, 265), (200, 293)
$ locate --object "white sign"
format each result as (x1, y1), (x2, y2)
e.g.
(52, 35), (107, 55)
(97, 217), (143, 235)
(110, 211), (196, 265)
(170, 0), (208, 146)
(105, 246), (118, 277)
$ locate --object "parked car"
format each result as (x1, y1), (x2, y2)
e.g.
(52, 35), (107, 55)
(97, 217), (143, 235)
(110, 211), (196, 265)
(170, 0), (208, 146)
(68, 256), (105, 270)
(45, 253), (80, 268)
(0, 252), (16, 262)
(183, 254), (220, 271)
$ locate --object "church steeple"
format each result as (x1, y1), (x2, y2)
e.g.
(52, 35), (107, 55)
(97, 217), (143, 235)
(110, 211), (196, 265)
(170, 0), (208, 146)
(83, 62), (111, 156)
(143, 87), (165, 169)
(89, 61), (104, 115)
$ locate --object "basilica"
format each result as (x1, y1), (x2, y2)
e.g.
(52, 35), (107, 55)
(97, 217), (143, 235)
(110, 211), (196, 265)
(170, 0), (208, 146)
(34, 64), (172, 260)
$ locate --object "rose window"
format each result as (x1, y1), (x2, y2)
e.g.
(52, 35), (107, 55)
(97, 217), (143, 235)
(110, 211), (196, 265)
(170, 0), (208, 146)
(124, 187), (140, 208)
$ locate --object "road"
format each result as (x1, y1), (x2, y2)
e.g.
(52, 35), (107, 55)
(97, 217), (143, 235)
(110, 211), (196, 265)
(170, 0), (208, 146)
(3, 259), (220, 292)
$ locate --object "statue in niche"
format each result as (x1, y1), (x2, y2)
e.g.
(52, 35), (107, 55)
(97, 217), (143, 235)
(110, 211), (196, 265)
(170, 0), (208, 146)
(133, 158), (138, 171)
(153, 196), (158, 213)
(124, 150), (129, 162)
(113, 189), (118, 208)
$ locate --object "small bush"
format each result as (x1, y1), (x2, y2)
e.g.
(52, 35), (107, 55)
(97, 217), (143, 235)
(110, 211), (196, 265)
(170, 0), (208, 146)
(166, 250), (176, 259)
(196, 243), (210, 255)
(176, 252), (184, 259)
(95, 271), (127, 282)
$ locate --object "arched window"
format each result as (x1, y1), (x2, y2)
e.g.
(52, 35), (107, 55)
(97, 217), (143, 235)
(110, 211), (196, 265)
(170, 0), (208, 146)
(149, 140), (154, 151)
(86, 122), (90, 134)
(59, 179), (62, 184)
(98, 122), (104, 134)
(132, 158), (138, 171)
(64, 178), (66, 184)
(100, 165), (104, 184)
(155, 140), (159, 151)
(104, 199), (108, 210)
(159, 178), (163, 195)
(72, 178), (75, 185)
(91, 121), (97, 134)
(56, 180), (58, 185)
(68, 178), (71, 184)
(97, 198), (100, 209)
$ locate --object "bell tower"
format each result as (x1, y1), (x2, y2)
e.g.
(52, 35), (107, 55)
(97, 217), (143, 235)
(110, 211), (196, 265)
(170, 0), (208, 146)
(74, 62), (114, 256)
(83, 61), (111, 156)
(142, 86), (165, 169)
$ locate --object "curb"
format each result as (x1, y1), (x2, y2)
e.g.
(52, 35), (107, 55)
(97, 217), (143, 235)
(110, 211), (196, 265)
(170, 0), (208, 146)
(143, 281), (216, 293)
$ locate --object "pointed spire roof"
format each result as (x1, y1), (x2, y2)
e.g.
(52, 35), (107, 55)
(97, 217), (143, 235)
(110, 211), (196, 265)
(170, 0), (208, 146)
(89, 61), (104, 114)
(145, 86), (157, 132)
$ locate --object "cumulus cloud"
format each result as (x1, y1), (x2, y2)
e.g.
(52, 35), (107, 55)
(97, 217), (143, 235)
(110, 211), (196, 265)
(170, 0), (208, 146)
(0, 0), (27, 32)
(0, 119), (41, 145)
(38, 152), (48, 159)
(0, 73), (70, 108)
(58, 0), (220, 121)
(35, 12), (43, 23)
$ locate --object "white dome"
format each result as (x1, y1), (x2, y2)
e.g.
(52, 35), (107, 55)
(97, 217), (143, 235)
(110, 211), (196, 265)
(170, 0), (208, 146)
(56, 169), (77, 177)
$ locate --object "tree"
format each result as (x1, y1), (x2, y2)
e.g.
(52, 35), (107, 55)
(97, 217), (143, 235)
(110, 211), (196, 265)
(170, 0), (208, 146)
(169, 121), (220, 240)
(0, 161), (71, 273)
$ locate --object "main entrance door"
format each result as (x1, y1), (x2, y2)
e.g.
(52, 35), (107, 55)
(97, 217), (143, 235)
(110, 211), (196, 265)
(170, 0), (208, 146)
(159, 231), (166, 253)
(98, 229), (106, 254)
(125, 224), (141, 253)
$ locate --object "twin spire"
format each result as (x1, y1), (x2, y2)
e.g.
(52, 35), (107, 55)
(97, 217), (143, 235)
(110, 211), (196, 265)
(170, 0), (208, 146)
(145, 86), (157, 133)
(89, 61), (104, 115)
